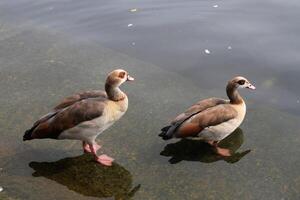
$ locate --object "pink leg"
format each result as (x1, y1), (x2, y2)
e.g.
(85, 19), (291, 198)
(89, 143), (114, 166)
(207, 141), (231, 157)
(83, 141), (91, 153)
(83, 141), (101, 153)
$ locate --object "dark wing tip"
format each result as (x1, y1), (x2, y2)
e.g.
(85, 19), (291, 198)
(161, 126), (171, 132)
(158, 129), (173, 140)
(159, 126), (173, 139)
(23, 129), (33, 141)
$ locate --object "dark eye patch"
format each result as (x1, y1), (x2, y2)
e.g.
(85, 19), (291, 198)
(118, 71), (126, 78)
(238, 80), (246, 85)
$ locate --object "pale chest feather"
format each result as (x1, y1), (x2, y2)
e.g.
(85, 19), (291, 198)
(231, 101), (246, 123)
(106, 97), (128, 122)
(86, 97), (128, 130)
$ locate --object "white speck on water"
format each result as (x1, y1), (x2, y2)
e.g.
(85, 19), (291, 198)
(228, 46), (232, 50)
(48, 6), (54, 10)
(132, 42), (136, 46)
(204, 49), (211, 54)
(130, 8), (138, 12)
(213, 5), (219, 8)
(0, 186), (3, 192)
(297, 99), (300, 103)
(127, 24), (133, 27)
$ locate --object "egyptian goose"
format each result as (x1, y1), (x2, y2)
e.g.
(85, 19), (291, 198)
(159, 76), (255, 156)
(23, 69), (134, 166)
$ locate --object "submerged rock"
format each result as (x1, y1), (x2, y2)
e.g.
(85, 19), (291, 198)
(0, 193), (20, 200)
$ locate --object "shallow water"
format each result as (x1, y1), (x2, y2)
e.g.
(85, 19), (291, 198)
(0, 1), (299, 200)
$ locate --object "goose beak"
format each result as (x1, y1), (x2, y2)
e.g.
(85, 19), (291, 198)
(246, 83), (256, 90)
(127, 75), (135, 81)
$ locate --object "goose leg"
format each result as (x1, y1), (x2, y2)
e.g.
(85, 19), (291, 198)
(83, 141), (91, 153)
(89, 143), (114, 166)
(82, 141), (101, 153)
(207, 141), (231, 157)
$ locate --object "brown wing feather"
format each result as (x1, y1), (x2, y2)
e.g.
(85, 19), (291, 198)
(171, 98), (227, 124)
(176, 104), (237, 138)
(54, 90), (107, 110)
(31, 98), (106, 139)
(176, 123), (204, 138)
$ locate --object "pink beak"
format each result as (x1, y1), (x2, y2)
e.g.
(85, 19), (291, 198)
(247, 84), (256, 90)
(127, 75), (135, 81)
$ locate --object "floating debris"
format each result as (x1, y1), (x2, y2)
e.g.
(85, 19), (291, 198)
(213, 5), (219, 8)
(130, 8), (138, 12)
(131, 42), (136, 46)
(204, 49), (211, 54)
(228, 46), (232, 50)
(0, 186), (3, 192)
(127, 24), (133, 27)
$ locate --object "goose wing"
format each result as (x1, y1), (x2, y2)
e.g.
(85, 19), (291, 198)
(175, 104), (238, 138)
(170, 98), (227, 124)
(54, 90), (107, 110)
(24, 98), (106, 140)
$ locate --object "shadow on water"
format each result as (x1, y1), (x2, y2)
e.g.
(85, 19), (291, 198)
(29, 154), (141, 200)
(160, 128), (251, 164)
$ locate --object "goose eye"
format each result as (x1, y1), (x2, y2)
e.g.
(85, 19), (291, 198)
(118, 71), (126, 79)
(238, 80), (245, 85)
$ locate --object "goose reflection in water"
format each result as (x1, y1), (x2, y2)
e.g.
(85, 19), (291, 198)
(29, 154), (140, 200)
(160, 128), (251, 164)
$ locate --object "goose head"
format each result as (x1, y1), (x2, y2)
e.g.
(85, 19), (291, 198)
(227, 76), (255, 104)
(106, 69), (134, 87)
(229, 76), (256, 90)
